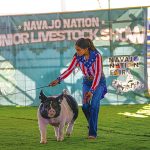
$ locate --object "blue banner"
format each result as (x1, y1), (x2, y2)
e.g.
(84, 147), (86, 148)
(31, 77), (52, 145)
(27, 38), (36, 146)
(0, 7), (149, 106)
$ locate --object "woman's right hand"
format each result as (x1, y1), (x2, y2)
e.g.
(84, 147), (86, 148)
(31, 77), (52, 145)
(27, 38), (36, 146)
(48, 79), (59, 87)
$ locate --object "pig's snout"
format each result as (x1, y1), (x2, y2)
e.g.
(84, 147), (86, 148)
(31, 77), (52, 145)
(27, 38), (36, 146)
(48, 108), (56, 118)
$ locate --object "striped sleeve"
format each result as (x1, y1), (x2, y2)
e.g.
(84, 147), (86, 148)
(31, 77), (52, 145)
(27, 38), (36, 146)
(89, 54), (102, 93)
(58, 55), (78, 82)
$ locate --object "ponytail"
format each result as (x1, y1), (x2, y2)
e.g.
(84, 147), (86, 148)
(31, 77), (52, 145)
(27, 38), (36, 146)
(86, 38), (96, 50)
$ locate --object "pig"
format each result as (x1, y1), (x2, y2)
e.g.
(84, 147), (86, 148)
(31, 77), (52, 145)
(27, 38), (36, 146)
(37, 89), (78, 143)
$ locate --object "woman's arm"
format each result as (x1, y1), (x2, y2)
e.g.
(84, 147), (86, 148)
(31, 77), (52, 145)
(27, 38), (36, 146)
(49, 55), (78, 86)
(58, 55), (78, 81)
(89, 53), (102, 93)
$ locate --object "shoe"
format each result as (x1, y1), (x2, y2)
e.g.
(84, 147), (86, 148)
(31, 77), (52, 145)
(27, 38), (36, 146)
(88, 136), (96, 139)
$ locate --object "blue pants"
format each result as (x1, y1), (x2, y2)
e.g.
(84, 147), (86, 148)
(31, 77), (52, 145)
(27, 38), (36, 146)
(82, 76), (107, 137)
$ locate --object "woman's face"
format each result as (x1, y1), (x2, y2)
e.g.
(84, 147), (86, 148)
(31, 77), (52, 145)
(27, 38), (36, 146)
(75, 45), (88, 56)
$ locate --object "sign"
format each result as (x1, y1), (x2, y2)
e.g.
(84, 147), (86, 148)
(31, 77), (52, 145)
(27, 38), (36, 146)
(109, 56), (139, 76)
(0, 7), (149, 105)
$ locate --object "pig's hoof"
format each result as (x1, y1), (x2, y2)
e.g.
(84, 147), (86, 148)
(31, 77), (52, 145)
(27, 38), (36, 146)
(66, 132), (71, 137)
(57, 137), (64, 142)
(40, 140), (47, 144)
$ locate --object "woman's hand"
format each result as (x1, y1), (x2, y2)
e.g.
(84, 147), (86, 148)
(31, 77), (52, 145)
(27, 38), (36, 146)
(84, 91), (93, 103)
(48, 79), (59, 87)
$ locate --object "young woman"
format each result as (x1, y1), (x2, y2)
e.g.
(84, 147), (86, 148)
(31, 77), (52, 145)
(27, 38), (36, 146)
(49, 38), (107, 139)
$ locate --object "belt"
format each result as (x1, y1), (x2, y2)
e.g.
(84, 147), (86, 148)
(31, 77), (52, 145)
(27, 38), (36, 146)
(85, 76), (94, 81)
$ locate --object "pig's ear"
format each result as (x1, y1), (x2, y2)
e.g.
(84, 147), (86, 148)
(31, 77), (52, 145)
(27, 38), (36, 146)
(56, 94), (63, 104)
(62, 89), (69, 95)
(39, 90), (47, 103)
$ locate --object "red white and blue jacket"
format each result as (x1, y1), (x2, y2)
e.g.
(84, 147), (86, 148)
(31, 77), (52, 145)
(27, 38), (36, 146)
(57, 50), (102, 94)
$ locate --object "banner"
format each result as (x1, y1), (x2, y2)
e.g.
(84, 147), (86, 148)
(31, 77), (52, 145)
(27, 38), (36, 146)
(0, 7), (149, 106)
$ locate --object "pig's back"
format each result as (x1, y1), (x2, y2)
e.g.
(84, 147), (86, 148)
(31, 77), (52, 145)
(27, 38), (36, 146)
(64, 95), (78, 122)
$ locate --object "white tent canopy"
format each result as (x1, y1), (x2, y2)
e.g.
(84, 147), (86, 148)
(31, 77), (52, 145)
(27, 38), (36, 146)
(0, 0), (149, 16)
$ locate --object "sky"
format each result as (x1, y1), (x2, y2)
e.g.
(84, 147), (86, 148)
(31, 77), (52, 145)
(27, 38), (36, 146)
(0, 0), (149, 16)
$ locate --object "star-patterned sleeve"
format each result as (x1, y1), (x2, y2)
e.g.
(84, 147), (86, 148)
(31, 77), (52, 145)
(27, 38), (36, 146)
(57, 55), (78, 82)
(89, 53), (102, 93)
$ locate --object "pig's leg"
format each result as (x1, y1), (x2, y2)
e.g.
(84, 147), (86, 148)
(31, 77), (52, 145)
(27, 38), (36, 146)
(57, 123), (65, 141)
(54, 127), (59, 139)
(66, 121), (74, 136)
(38, 116), (48, 144)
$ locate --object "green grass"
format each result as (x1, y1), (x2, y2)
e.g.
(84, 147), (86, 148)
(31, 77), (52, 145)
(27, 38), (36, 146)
(0, 104), (150, 150)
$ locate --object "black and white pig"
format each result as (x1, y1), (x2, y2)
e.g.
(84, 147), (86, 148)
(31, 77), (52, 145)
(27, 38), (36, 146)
(37, 89), (78, 143)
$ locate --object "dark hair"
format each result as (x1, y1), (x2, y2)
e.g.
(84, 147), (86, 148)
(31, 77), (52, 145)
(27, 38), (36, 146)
(75, 38), (96, 50)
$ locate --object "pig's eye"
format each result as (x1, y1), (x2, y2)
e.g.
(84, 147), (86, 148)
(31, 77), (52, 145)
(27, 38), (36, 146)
(52, 102), (59, 107)
(44, 103), (50, 108)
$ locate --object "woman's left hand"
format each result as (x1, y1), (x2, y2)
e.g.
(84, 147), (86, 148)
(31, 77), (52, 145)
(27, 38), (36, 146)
(84, 91), (93, 103)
